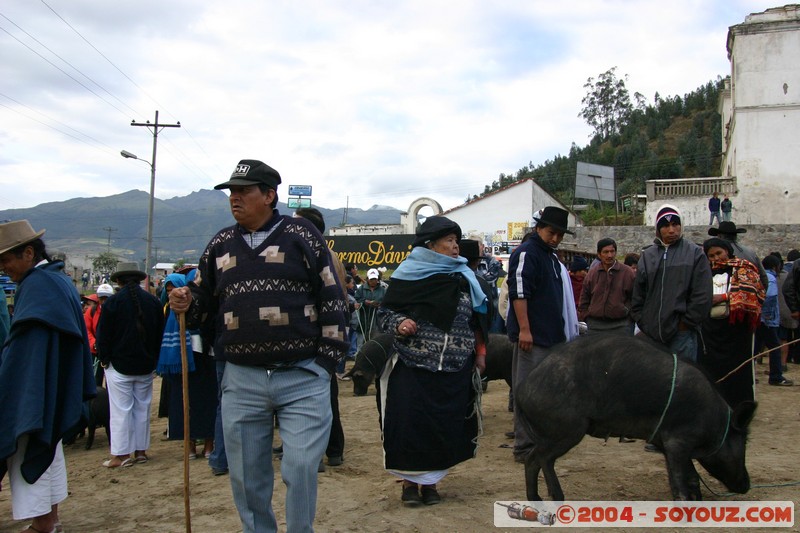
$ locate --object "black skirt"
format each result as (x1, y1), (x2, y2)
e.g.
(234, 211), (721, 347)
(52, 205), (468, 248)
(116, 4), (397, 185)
(699, 318), (755, 408)
(378, 354), (479, 472)
(167, 354), (218, 440)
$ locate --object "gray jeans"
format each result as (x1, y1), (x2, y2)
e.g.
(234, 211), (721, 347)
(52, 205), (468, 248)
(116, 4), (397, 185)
(512, 343), (552, 460)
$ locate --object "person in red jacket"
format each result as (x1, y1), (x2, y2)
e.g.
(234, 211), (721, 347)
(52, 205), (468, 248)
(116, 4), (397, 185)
(85, 283), (114, 386)
(567, 256), (589, 308)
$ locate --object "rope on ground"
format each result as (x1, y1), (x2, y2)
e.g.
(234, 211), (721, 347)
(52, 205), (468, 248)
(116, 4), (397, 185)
(715, 337), (800, 384)
(700, 475), (800, 498)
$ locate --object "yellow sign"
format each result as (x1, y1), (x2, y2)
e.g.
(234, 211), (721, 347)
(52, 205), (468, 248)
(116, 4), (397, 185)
(507, 222), (529, 241)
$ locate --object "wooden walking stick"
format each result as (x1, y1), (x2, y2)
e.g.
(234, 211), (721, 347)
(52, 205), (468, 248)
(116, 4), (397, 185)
(178, 312), (193, 533)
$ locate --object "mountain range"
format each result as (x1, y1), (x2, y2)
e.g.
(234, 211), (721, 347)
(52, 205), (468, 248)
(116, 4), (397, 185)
(0, 190), (403, 268)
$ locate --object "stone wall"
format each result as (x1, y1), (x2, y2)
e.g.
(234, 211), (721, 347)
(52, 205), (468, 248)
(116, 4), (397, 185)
(564, 224), (800, 260)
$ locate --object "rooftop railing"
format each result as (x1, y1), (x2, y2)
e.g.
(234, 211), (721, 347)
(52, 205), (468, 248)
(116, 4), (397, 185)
(646, 176), (737, 201)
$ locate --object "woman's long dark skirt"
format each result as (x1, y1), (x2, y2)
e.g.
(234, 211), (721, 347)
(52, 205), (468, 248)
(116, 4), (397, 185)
(167, 354), (218, 440)
(699, 318), (755, 409)
(378, 355), (479, 472)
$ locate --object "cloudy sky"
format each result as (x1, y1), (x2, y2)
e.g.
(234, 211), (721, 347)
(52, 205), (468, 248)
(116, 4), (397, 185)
(0, 0), (768, 213)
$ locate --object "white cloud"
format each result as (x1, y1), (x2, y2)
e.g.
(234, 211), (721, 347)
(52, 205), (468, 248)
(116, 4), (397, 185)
(0, 0), (768, 213)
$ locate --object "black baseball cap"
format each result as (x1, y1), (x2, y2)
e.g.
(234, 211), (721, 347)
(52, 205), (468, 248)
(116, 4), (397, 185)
(214, 159), (282, 190)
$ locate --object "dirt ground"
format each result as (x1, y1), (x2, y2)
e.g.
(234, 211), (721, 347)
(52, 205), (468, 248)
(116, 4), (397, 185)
(1, 360), (798, 533)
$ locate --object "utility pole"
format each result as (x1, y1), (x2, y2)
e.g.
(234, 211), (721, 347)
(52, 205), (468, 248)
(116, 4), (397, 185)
(102, 226), (117, 253)
(130, 110), (180, 290)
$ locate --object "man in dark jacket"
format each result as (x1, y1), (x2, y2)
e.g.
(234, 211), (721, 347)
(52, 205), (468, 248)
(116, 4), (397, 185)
(169, 160), (348, 533)
(708, 192), (721, 225)
(354, 268), (387, 343)
(631, 205), (712, 362)
(0, 220), (95, 533)
(782, 254), (800, 321)
(721, 194), (733, 222)
(96, 262), (164, 468)
(507, 206), (579, 463)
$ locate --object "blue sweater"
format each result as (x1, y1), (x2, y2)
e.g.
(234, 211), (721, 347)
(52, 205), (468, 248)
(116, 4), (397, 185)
(189, 212), (348, 373)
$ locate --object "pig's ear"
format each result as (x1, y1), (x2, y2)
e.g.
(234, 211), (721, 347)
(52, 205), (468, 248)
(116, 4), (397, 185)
(731, 401), (757, 431)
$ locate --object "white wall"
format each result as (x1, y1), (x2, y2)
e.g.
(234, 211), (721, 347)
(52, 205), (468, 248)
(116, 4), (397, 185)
(443, 179), (579, 241)
(644, 198), (710, 227)
(722, 6), (800, 224)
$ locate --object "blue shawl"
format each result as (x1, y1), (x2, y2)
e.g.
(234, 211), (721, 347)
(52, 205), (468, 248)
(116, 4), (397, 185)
(0, 262), (96, 483)
(392, 247), (487, 313)
(156, 273), (195, 375)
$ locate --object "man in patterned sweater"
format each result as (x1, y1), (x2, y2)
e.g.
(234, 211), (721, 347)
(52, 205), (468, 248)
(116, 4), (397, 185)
(169, 159), (348, 533)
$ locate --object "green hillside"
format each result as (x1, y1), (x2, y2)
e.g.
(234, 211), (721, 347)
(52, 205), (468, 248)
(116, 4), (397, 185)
(470, 74), (725, 225)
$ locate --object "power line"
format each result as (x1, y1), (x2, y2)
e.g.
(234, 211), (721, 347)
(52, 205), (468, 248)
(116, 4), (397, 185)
(0, 92), (116, 152)
(38, 0), (171, 119)
(0, 23), (130, 117)
(0, 12), (140, 117)
(32, 1), (226, 186)
(128, 110), (181, 286)
(102, 226), (116, 252)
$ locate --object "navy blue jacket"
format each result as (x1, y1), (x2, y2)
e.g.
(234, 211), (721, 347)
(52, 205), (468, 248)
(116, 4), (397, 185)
(506, 233), (565, 347)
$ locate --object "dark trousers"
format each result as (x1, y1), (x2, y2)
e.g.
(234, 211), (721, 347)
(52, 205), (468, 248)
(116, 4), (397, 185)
(755, 324), (785, 383)
(207, 360), (228, 472)
(93, 355), (105, 387)
(326, 373), (345, 459)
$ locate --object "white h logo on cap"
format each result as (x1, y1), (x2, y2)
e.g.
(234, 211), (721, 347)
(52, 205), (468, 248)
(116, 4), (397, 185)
(233, 164), (250, 176)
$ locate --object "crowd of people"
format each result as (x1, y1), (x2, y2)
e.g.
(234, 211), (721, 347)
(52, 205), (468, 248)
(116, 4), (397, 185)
(1, 164), (798, 532)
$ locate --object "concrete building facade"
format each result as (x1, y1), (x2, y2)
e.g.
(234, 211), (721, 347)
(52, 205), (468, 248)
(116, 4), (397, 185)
(718, 4), (800, 224)
(441, 178), (580, 243)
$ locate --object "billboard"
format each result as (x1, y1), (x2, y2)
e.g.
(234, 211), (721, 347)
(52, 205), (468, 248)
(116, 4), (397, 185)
(575, 162), (615, 202)
(326, 234), (414, 270)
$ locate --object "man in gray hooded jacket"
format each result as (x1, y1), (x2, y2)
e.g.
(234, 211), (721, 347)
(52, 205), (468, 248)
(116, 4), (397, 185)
(631, 204), (712, 362)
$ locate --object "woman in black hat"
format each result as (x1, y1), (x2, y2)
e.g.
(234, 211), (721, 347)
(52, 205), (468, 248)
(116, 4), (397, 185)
(376, 216), (488, 506)
(96, 262), (164, 468)
(699, 238), (765, 407)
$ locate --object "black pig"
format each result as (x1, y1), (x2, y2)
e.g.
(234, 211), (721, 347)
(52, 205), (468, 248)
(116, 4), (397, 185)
(85, 385), (111, 450)
(346, 333), (394, 396)
(516, 334), (756, 501)
(482, 333), (514, 388)
(346, 332), (513, 396)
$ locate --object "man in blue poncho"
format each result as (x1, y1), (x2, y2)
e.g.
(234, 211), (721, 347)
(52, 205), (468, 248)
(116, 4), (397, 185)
(0, 220), (95, 533)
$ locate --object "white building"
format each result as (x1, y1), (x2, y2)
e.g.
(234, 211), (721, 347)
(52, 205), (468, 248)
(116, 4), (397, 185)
(441, 178), (581, 243)
(718, 4), (800, 225)
(328, 180), (580, 247)
(329, 197), (443, 236)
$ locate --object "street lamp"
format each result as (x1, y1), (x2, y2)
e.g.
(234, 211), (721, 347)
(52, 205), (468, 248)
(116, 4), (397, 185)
(120, 149), (155, 290)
